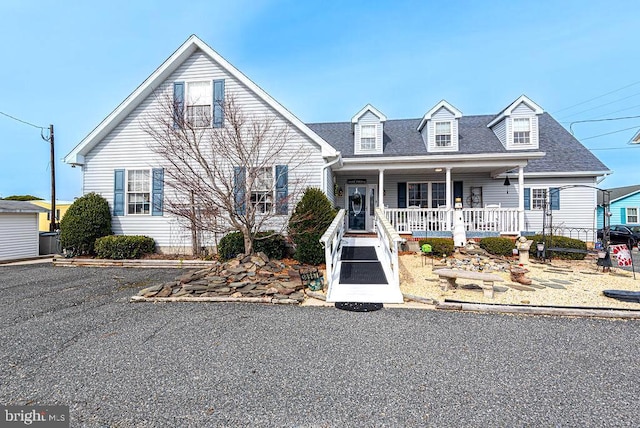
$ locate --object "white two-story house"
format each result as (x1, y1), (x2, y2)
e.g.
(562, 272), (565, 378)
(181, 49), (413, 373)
(64, 35), (610, 253)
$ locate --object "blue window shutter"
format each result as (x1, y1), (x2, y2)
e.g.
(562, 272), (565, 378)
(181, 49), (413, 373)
(213, 79), (225, 128)
(234, 167), (246, 215)
(550, 187), (560, 210)
(114, 169), (125, 216)
(397, 182), (407, 208)
(173, 82), (184, 128)
(621, 207), (627, 224)
(275, 165), (288, 215)
(152, 168), (164, 216)
(524, 188), (530, 210)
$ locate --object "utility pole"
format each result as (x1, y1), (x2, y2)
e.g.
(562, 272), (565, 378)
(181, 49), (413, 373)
(49, 124), (56, 232)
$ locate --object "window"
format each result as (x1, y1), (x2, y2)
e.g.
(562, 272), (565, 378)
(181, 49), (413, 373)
(360, 125), (376, 150)
(513, 118), (530, 144)
(127, 170), (150, 214)
(186, 81), (212, 127)
(250, 167), (274, 213)
(627, 207), (639, 223)
(531, 188), (546, 210)
(431, 182), (446, 208)
(408, 183), (428, 207)
(435, 121), (452, 147)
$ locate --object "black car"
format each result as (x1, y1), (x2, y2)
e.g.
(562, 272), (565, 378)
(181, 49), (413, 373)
(597, 225), (640, 248)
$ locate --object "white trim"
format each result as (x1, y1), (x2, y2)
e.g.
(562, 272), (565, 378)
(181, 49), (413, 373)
(65, 35), (339, 165)
(417, 100), (462, 132)
(522, 170), (612, 177)
(125, 168), (152, 216)
(625, 207), (639, 224)
(351, 104), (387, 123)
(487, 95), (544, 128)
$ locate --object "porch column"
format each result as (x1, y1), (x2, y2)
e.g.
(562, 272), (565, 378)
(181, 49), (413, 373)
(518, 166), (525, 233)
(445, 167), (452, 230)
(378, 169), (385, 208)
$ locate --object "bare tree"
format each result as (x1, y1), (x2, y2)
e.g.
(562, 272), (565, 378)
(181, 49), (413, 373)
(144, 94), (309, 256)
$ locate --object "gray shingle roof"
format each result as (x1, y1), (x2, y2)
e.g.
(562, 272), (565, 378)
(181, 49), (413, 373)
(597, 184), (640, 205)
(307, 112), (609, 174)
(0, 200), (48, 213)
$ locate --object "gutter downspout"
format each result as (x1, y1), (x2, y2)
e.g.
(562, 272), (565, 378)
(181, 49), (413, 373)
(321, 153), (343, 195)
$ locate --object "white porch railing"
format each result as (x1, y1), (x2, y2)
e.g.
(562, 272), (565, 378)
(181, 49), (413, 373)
(384, 208), (448, 233)
(375, 207), (404, 286)
(319, 209), (346, 289)
(384, 207), (520, 234)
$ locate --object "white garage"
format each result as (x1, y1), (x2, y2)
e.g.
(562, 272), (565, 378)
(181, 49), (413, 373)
(0, 201), (47, 262)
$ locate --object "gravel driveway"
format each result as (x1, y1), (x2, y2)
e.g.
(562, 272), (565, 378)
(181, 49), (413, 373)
(1, 263), (639, 427)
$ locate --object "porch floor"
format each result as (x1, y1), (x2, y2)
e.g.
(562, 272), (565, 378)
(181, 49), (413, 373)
(326, 237), (404, 304)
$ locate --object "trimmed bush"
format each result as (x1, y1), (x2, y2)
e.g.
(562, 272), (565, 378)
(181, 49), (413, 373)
(217, 231), (286, 261)
(528, 234), (587, 260)
(289, 188), (337, 265)
(479, 237), (515, 256)
(95, 235), (155, 259)
(418, 238), (454, 257)
(60, 192), (112, 256)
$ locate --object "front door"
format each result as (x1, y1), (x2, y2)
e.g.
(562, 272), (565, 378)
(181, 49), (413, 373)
(348, 186), (366, 231)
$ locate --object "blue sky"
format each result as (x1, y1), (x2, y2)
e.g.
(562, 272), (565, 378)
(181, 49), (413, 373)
(1, 0), (639, 201)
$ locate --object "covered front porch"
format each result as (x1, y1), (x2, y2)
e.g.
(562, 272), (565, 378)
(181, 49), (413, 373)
(329, 153), (539, 238)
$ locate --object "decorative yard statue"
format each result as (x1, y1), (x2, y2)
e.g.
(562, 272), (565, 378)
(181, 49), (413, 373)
(516, 237), (534, 265)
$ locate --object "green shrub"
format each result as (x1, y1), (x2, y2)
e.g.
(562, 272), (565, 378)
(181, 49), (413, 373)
(218, 231), (286, 261)
(418, 238), (454, 257)
(289, 188), (337, 265)
(479, 237), (515, 256)
(60, 193), (112, 255)
(528, 234), (587, 260)
(95, 235), (155, 259)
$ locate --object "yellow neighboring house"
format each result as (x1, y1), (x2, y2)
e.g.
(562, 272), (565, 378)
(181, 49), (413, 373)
(30, 200), (74, 231)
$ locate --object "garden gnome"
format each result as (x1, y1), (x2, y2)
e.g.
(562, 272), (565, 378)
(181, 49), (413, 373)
(516, 236), (533, 265)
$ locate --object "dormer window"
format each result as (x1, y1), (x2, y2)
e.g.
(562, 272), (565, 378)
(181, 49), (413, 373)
(435, 121), (452, 147)
(417, 100), (462, 153)
(360, 125), (376, 150)
(351, 104), (386, 155)
(513, 118), (531, 144)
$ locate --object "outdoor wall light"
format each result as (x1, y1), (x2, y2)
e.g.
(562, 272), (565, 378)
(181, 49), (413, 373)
(503, 176), (511, 193)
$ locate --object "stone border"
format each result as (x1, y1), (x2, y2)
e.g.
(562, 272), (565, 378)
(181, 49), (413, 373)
(53, 257), (215, 269)
(435, 301), (640, 319)
(130, 295), (300, 304)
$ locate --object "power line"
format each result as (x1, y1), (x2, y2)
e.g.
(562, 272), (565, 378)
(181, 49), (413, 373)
(579, 125), (639, 141)
(569, 114), (640, 134)
(559, 90), (640, 120)
(553, 79), (640, 114)
(0, 110), (45, 130)
(590, 146), (640, 151)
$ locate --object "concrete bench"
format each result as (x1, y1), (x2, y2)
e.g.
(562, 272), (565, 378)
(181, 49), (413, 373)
(433, 268), (504, 298)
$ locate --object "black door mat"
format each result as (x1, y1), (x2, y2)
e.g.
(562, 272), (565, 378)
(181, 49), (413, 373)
(339, 261), (388, 284)
(341, 246), (378, 261)
(335, 302), (384, 312)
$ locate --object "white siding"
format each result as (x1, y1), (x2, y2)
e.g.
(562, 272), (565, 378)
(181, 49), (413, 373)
(0, 213), (39, 261)
(354, 111), (383, 155)
(523, 177), (598, 241)
(83, 49), (325, 252)
(427, 107), (458, 152)
(492, 118), (507, 147)
(507, 102), (539, 149)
